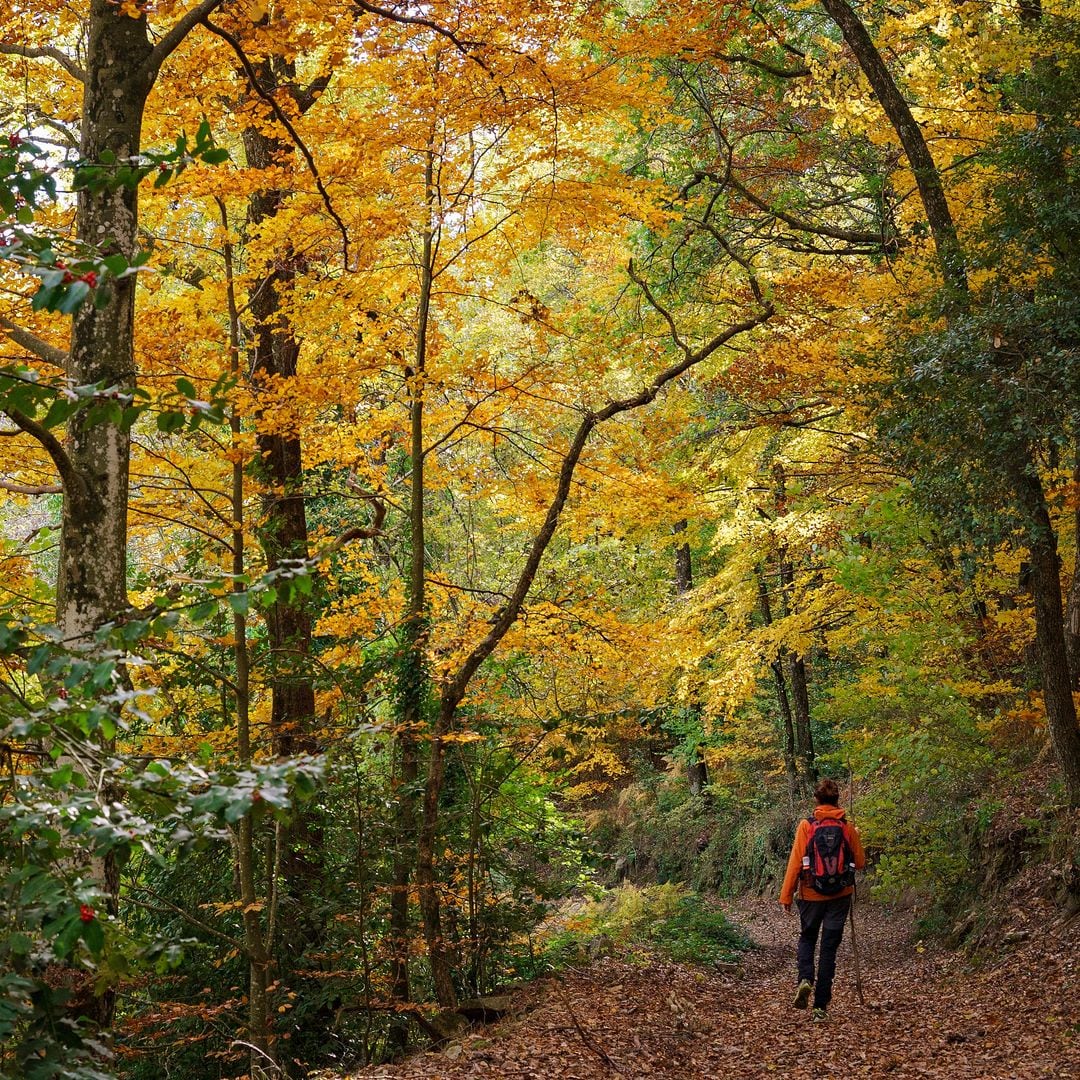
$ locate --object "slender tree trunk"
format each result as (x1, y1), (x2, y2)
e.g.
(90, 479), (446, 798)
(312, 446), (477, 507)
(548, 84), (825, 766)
(388, 731), (419, 1044)
(819, 0), (966, 297)
(408, 143), (460, 1007)
(773, 466), (816, 793)
(388, 190), (436, 1023)
(1065, 442), (1080, 689)
(222, 202), (275, 1077)
(416, 694), (458, 1008)
(757, 567), (799, 805)
(787, 653), (817, 791)
(673, 520), (708, 796)
(674, 519), (692, 594)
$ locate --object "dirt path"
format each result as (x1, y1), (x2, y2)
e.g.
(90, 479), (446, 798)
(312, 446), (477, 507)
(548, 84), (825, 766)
(340, 899), (1079, 1079)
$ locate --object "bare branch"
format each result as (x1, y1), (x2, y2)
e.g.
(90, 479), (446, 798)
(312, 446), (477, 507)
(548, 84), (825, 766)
(317, 495), (387, 555)
(202, 17), (351, 268)
(128, 886), (245, 950)
(144, 0), (228, 81)
(711, 52), (810, 78)
(1, 407), (86, 499)
(0, 42), (85, 83)
(1, 318), (69, 370)
(352, 1), (492, 74)
(627, 260), (692, 359)
(0, 479), (62, 495)
(728, 176), (892, 248)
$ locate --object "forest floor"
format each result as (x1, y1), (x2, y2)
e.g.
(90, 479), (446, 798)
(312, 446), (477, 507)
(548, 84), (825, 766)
(338, 895), (1080, 1079)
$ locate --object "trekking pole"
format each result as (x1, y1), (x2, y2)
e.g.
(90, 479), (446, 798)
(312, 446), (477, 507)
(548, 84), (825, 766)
(849, 879), (865, 1005)
(847, 768), (866, 1006)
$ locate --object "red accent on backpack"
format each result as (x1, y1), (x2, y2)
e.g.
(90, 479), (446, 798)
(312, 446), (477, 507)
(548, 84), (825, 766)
(801, 817), (856, 895)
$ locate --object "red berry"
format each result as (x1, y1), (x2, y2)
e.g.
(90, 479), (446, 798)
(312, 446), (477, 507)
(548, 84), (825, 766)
(61, 271), (74, 284)
(8, 134), (22, 147)
(79, 904), (95, 922)
(81, 271), (98, 288)
(251, 789), (263, 803)
(55, 260), (66, 269)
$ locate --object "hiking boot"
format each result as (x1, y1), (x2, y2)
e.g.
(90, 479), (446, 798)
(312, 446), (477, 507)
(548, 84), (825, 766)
(793, 980), (813, 1010)
(811, 1007), (828, 1022)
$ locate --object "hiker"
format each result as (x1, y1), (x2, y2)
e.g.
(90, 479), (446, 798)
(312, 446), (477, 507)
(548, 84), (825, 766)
(779, 778), (866, 1021)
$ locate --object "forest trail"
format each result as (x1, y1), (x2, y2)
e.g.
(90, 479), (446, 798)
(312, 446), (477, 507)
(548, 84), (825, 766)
(342, 897), (1080, 1080)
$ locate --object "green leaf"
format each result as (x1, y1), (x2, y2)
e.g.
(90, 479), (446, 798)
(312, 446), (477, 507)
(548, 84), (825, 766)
(53, 917), (81, 960)
(8, 933), (33, 957)
(56, 281), (91, 314)
(30, 285), (58, 312)
(156, 410), (186, 433)
(190, 600), (218, 623)
(227, 592), (251, 616)
(175, 377), (197, 398)
(200, 148), (230, 165)
(224, 797), (252, 824)
(81, 918), (104, 956)
(102, 254), (128, 277)
(47, 764), (74, 790)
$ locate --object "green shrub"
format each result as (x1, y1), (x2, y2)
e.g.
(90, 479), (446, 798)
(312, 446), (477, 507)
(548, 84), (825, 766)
(534, 883), (749, 970)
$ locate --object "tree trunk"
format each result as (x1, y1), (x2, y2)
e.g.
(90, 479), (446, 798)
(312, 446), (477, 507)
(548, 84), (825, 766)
(416, 696), (458, 1008)
(673, 519), (692, 594)
(687, 752), (709, 797)
(819, 0), (966, 297)
(1065, 443), (1080, 689)
(757, 567), (799, 805)
(239, 51), (326, 952)
(60, 3), (150, 641)
(408, 143), (458, 1007)
(787, 653), (817, 792)
(53, 2), (156, 1031)
(823, 0), (1079, 803)
(773, 466), (816, 795)
(388, 215), (435, 1020)
(673, 520), (708, 796)
(222, 202), (275, 1078)
(1009, 450), (1080, 805)
(242, 116), (318, 763)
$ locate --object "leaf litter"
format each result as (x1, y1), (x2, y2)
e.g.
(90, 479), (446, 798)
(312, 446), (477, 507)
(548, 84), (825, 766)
(338, 898), (1080, 1079)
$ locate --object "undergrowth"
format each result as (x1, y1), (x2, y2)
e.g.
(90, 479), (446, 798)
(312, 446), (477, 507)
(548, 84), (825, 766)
(530, 883), (750, 973)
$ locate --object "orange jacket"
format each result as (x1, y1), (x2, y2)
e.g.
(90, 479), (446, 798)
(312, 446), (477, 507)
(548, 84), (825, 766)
(779, 805), (866, 905)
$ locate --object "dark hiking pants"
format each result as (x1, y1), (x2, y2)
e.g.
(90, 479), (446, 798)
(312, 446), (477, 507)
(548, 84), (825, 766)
(797, 894), (850, 1010)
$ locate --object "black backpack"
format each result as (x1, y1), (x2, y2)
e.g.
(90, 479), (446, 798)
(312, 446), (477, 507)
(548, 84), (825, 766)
(802, 817), (855, 895)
